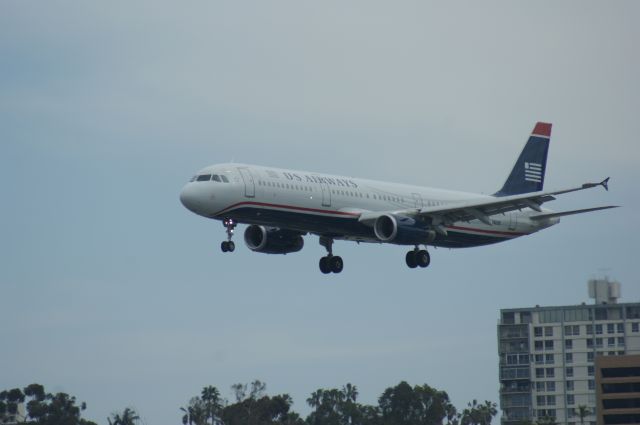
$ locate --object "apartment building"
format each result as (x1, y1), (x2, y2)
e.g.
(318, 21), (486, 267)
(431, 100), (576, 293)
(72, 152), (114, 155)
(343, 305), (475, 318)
(498, 279), (640, 425)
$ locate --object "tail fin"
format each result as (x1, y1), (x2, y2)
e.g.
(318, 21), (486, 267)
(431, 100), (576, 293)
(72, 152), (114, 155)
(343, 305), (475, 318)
(494, 122), (551, 197)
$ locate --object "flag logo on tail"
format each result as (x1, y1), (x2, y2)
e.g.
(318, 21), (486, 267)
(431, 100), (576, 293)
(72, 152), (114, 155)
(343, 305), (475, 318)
(525, 162), (542, 183)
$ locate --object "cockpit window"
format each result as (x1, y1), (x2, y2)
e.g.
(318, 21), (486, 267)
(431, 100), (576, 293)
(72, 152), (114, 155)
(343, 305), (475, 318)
(197, 174), (212, 181)
(220, 175), (229, 183)
(212, 174), (221, 182)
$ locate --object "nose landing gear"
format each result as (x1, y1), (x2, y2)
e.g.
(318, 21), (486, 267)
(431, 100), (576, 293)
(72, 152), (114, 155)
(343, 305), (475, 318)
(221, 218), (237, 253)
(319, 236), (343, 274)
(406, 246), (430, 269)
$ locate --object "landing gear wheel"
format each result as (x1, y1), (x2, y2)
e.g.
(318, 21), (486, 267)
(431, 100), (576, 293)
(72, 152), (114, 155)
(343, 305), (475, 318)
(329, 256), (343, 274)
(319, 257), (331, 274)
(405, 251), (418, 268)
(220, 218), (237, 253)
(416, 250), (430, 268)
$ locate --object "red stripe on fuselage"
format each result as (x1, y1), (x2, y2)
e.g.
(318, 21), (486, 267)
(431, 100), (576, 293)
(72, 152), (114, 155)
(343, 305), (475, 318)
(215, 202), (527, 237)
(214, 201), (361, 217)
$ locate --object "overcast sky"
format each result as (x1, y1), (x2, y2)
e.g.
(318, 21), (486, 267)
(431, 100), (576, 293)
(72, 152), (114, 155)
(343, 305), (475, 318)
(1, 1), (639, 424)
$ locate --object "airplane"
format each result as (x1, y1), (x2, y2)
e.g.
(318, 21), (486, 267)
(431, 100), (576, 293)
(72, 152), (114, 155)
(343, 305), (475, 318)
(180, 122), (617, 274)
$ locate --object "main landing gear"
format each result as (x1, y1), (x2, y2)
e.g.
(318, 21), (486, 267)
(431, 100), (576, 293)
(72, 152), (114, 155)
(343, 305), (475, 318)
(319, 236), (343, 274)
(405, 246), (430, 269)
(220, 218), (236, 253)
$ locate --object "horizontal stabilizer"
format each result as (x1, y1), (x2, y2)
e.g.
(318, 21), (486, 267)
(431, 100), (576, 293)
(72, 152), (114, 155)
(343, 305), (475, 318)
(530, 205), (619, 221)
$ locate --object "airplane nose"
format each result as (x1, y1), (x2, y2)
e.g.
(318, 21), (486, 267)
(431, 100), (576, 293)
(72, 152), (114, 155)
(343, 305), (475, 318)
(180, 184), (202, 214)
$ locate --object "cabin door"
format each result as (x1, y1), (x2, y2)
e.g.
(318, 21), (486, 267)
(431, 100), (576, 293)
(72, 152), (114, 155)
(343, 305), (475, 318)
(237, 167), (255, 198)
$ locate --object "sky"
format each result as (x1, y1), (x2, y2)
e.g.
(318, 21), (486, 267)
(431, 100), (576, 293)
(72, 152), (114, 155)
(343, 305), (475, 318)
(1, 1), (639, 424)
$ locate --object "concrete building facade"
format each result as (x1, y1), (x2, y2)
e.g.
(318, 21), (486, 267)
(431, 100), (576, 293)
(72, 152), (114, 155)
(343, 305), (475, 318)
(498, 284), (640, 425)
(595, 354), (640, 425)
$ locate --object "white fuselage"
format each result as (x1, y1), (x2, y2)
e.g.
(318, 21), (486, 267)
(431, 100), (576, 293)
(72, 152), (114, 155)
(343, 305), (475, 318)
(180, 163), (558, 248)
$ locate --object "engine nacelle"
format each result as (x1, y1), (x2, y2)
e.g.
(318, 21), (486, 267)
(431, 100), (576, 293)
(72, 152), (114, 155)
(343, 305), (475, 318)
(373, 214), (436, 245)
(244, 225), (304, 254)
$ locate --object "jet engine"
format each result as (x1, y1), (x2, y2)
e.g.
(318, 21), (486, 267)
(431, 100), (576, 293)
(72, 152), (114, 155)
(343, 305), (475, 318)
(244, 225), (304, 254)
(373, 214), (436, 245)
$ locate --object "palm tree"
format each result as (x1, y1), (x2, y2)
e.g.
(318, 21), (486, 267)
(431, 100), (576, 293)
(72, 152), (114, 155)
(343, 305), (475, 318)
(108, 407), (140, 425)
(576, 405), (590, 425)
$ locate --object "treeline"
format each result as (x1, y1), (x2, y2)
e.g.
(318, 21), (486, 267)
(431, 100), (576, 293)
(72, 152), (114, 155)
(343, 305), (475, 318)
(0, 381), (498, 425)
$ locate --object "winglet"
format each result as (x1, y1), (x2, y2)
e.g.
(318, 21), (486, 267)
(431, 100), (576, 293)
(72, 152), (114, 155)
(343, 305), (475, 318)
(581, 177), (611, 191)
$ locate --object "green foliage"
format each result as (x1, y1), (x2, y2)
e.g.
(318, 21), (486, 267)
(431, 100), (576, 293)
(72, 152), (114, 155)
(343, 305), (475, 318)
(575, 405), (590, 425)
(3, 379), (498, 425)
(460, 400), (497, 425)
(108, 407), (140, 425)
(378, 381), (456, 425)
(0, 384), (97, 425)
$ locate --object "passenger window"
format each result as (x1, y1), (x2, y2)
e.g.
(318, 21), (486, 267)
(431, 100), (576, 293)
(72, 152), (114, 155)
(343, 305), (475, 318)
(212, 175), (221, 182)
(197, 174), (212, 181)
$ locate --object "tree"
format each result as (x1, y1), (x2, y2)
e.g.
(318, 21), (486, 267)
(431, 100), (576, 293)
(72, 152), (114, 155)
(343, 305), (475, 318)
(108, 407), (140, 425)
(181, 397), (210, 425)
(575, 405), (590, 425)
(222, 382), (298, 425)
(460, 400), (497, 425)
(0, 384), (97, 425)
(378, 381), (454, 425)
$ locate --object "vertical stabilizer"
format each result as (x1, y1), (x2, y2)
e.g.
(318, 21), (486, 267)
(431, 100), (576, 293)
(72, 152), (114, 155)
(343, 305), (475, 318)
(494, 122), (551, 196)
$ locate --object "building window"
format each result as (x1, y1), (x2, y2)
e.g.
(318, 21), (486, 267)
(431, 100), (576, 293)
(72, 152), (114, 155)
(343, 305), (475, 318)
(535, 327), (543, 337)
(545, 326), (553, 337)
(617, 323), (624, 333)
(546, 368), (555, 378)
(587, 352), (594, 362)
(507, 354), (518, 365)
(596, 324), (603, 334)
(537, 395), (546, 406)
(632, 322), (639, 333)
(587, 339), (594, 348)
(566, 353), (573, 363)
(545, 340), (554, 350)
(568, 408), (576, 418)
(536, 382), (545, 391)
(566, 367), (574, 377)
(608, 337), (615, 347)
(519, 354), (529, 364)
(535, 354), (544, 364)
(564, 325), (572, 335)
(565, 339), (573, 350)
(596, 338), (603, 348)
(535, 341), (543, 351)
(566, 380), (574, 391)
(536, 368), (545, 378)
(588, 380), (595, 390)
(546, 354), (554, 364)
(546, 395), (556, 406)
(567, 395), (575, 405)
(547, 382), (555, 392)
(607, 323), (615, 333)
(586, 324), (593, 335)
(573, 325), (580, 335)
(588, 366), (594, 376)
(618, 337), (625, 346)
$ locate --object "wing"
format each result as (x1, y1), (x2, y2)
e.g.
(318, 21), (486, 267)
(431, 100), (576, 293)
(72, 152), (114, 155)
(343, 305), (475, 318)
(358, 178), (615, 229)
